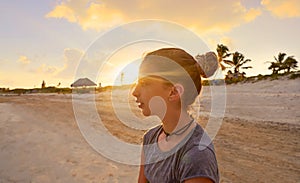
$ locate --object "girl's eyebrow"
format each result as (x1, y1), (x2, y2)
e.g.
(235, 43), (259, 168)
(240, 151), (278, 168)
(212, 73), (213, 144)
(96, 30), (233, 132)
(139, 75), (167, 81)
(138, 77), (159, 84)
(138, 76), (173, 86)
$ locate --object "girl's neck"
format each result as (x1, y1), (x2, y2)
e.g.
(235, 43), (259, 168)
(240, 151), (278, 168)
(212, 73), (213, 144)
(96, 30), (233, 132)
(161, 109), (192, 134)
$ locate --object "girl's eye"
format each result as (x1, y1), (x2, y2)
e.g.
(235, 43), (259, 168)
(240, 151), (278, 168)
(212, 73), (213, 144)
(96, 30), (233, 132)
(139, 81), (147, 86)
(138, 79), (149, 87)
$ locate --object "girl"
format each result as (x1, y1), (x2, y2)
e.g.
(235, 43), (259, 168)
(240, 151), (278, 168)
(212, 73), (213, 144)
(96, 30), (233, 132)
(132, 48), (219, 183)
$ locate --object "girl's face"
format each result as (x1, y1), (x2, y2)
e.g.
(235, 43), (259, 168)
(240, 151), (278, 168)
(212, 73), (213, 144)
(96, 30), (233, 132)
(132, 76), (172, 117)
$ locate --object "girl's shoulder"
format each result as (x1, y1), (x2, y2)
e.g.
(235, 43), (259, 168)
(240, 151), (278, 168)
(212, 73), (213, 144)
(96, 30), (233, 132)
(143, 125), (162, 145)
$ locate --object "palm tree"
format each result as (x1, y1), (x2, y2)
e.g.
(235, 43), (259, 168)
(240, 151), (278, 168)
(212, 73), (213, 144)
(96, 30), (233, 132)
(268, 53), (298, 74)
(216, 44), (231, 70)
(283, 56), (298, 73)
(41, 80), (46, 88)
(268, 62), (280, 74)
(224, 52), (252, 75)
(274, 52), (286, 74)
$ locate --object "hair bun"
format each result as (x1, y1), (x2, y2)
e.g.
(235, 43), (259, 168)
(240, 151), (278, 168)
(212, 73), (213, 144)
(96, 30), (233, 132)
(195, 51), (219, 78)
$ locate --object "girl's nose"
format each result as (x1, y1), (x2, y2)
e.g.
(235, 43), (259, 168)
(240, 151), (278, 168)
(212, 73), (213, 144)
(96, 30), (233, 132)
(131, 83), (139, 97)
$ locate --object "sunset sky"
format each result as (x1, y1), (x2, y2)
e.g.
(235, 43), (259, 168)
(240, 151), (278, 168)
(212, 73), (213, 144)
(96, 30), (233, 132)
(1, 0), (299, 89)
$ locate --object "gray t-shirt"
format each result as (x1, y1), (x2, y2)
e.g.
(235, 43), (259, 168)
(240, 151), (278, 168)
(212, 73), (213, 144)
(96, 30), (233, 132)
(143, 124), (219, 183)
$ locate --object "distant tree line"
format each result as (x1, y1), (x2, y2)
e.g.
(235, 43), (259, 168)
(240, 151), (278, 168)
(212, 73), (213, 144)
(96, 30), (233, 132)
(1, 45), (299, 92)
(267, 53), (298, 74)
(211, 44), (298, 83)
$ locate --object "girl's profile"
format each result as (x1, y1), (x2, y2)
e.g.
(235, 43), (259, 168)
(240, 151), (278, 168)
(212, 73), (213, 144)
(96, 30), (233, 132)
(132, 48), (220, 183)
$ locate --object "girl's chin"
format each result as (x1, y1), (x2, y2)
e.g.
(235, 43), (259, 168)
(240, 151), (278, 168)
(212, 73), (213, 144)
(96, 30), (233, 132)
(142, 110), (162, 118)
(142, 110), (151, 116)
(141, 108), (154, 117)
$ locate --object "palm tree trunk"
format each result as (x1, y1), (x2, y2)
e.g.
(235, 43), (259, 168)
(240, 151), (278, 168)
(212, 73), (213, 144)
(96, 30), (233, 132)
(234, 67), (238, 74)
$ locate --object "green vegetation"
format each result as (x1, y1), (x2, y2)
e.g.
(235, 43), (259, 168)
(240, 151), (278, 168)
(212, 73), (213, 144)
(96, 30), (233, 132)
(0, 84), (134, 95)
(0, 87), (72, 95)
(224, 71), (300, 84)
(224, 51), (252, 74)
(214, 44), (298, 85)
(289, 72), (300, 79)
(216, 44), (231, 70)
(267, 53), (298, 74)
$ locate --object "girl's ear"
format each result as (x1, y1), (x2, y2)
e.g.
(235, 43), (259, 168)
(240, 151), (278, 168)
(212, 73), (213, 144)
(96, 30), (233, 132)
(168, 84), (184, 102)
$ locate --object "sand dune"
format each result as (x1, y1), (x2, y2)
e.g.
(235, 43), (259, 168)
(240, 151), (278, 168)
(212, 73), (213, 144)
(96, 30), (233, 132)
(0, 78), (299, 182)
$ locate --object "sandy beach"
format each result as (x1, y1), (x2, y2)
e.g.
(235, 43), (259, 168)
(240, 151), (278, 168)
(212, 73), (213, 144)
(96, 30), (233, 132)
(0, 78), (299, 183)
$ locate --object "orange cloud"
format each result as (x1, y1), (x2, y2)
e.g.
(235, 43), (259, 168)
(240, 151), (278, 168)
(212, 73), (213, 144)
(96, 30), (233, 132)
(17, 56), (31, 65)
(46, 0), (262, 33)
(37, 64), (57, 74)
(81, 3), (124, 30)
(244, 8), (262, 22)
(46, 1), (124, 31)
(46, 3), (77, 22)
(262, 0), (300, 18)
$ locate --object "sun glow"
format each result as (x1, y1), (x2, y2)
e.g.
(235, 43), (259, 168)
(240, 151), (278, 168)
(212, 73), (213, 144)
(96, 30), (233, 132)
(96, 42), (171, 87)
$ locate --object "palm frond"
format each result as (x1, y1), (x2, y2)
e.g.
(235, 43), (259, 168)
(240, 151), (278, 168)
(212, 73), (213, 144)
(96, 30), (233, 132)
(223, 60), (234, 66)
(222, 53), (231, 58)
(241, 66), (252, 69)
(240, 59), (251, 65)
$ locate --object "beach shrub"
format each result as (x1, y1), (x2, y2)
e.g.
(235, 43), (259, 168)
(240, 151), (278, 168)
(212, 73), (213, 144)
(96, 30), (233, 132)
(289, 73), (300, 79)
(225, 76), (246, 84)
(12, 88), (26, 95)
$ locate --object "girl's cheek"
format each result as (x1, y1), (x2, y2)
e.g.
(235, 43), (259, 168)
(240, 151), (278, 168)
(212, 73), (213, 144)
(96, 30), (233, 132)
(149, 96), (167, 118)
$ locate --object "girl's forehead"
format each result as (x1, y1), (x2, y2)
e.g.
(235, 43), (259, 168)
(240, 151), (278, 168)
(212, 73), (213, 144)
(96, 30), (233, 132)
(138, 75), (168, 82)
(139, 56), (177, 75)
(139, 56), (190, 79)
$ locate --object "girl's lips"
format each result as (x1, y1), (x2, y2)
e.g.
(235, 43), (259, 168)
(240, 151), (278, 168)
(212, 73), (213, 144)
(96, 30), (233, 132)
(137, 102), (144, 109)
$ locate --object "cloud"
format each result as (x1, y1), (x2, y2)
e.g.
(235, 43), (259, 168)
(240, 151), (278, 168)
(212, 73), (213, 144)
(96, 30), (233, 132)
(244, 8), (262, 22)
(17, 56), (31, 65)
(56, 48), (84, 78)
(37, 64), (57, 74)
(31, 48), (84, 78)
(46, 1), (124, 31)
(220, 37), (235, 50)
(16, 56), (58, 75)
(262, 0), (300, 18)
(204, 35), (235, 51)
(46, 3), (77, 22)
(46, 0), (262, 33)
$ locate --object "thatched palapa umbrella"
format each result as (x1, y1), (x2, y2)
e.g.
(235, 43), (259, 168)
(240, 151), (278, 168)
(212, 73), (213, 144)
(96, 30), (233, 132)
(71, 78), (97, 88)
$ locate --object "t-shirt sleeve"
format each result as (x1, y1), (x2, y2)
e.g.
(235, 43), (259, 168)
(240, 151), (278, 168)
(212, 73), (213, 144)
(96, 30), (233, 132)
(179, 146), (219, 183)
